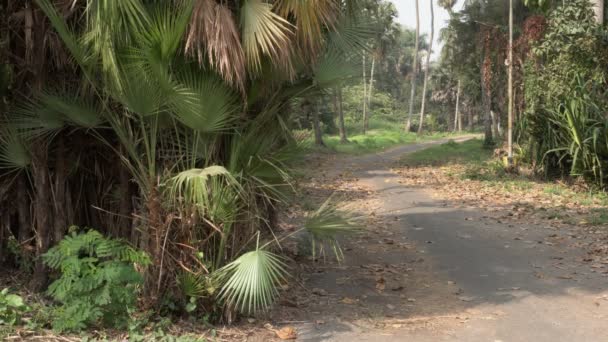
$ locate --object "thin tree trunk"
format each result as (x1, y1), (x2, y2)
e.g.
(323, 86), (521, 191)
(53, 136), (67, 244)
(507, 0), (514, 163)
(30, 144), (52, 291)
(337, 87), (348, 143)
(406, 0), (420, 132)
(417, 0), (434, 135)
(312, 100), (325, 147)
(17, 174), (31, 244)
(362, 53), (368, 134)
(365, 56), (375, 133)
(145, 180), (163, 299)
(491, 110), (499, 139)
(481, 32), (493, 146)
(119, 155), (133, 239)
(468, 103), (474, 131)
(454, 79), (461, 132)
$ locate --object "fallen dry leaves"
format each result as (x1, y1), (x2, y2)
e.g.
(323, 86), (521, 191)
(393, 162), (608, 272)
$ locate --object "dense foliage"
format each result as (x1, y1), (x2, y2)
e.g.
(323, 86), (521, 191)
(43, 229), (150, 332)
(0, 0), (367, 327)
(523, 0), (608, 184)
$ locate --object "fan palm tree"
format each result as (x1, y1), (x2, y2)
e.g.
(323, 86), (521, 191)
(417, 0), (434, 134)
(2, 0), (370, 312)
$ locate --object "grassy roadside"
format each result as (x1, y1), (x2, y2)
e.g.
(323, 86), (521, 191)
(397, 139), (608, 226)
(298, 120), (472, 155)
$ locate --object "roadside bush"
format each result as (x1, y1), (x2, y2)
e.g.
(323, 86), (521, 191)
(523, 0), (608, 186)
(43, 228), (150, 332)
(0, 289), (28, 326)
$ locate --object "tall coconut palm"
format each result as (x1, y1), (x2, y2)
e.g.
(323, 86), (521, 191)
(364, 1), (399, 134)
(507, 0), (514, 164)
(417, 0), (434, 134)
(405, 0), (420, 132)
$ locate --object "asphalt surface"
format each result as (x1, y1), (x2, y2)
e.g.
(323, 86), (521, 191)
(296, 137), (608, 342)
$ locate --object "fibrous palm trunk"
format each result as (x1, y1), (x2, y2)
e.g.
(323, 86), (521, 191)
(405, 0), (420, 132)
(53, 136), (67, 244)
(30, 144), (52, 291)
(507, 0), (514, 163)
(362, 53), (368, 134)
(417, 0), (434, 135)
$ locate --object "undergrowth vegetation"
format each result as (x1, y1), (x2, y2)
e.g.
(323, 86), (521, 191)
(301, 118), (464, 154)
(521, 0), (608, 186)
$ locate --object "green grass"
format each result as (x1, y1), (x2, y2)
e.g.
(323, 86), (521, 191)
(299, 119), (468, 155)
(399, 138), (493, 166)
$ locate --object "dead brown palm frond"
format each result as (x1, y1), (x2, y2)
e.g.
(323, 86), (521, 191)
(274, 0), (340, 61)
(185, 0), (246, 91)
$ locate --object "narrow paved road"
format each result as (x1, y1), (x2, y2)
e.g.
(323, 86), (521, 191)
(294, 137), (608, 342)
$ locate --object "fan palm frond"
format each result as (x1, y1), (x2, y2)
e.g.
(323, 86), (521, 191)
(0, 125), (31, 171)
(215, 247), (288, 314)
(304, 195), (362, 262)
(313, 50), (360, 89)
(38, 92), (105, 129)
(168, 70), (239, 132)
(168, 166), (242, 216)
(240, 0), (294, 73)
(178, 272), (217, 298)
(274, 0), (339, 59)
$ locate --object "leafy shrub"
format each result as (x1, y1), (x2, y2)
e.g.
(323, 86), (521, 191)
(0, 288), (28, 325)
(43, 228), (150, 332)
(523, 0), (608, 185)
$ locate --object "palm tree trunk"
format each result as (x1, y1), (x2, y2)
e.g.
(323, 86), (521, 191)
(337, 87), (348, 143)
(481, 32), (493, 146)
(406, 0), (420, 132)
(507, 0), (514, 163)
(53, 136), (67, 244)
(312, 101), (325, 147)
(454, 79), (461, 132)
(17, 174), (31, 244)
(362, 53), (368, 134)
(30, 144), (52, 291)
(417, 0), (434, 135)
(365, 56), (375, 133)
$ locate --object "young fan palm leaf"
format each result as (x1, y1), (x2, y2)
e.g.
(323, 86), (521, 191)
(215, 245), (288, 314)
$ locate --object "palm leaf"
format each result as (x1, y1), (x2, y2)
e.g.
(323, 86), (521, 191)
(304, 195), (362, 262)
(168, 70), (239, 132)
(313, 50), (360, 89)
(240, 0), (294, 73)
(0, 125), (31, 171)
(274, 0), (339, 59)
(38, 92), (105, 128)
(168, 166), (242, 219)
(215, 247), (288, 314)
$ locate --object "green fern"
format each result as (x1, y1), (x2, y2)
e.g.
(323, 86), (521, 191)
(43, 228), (150, 332)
